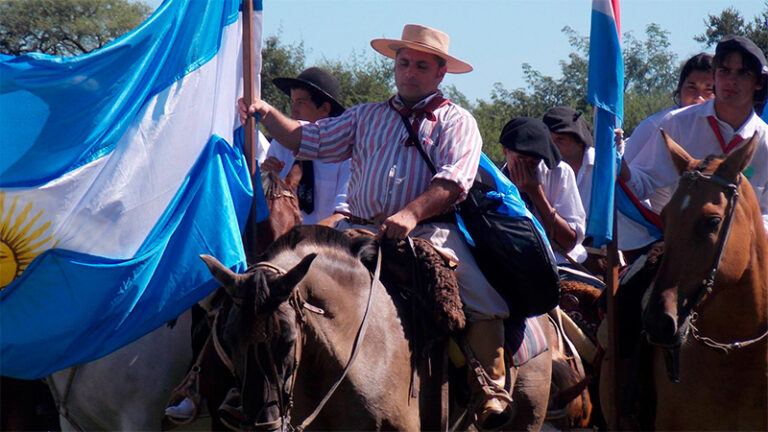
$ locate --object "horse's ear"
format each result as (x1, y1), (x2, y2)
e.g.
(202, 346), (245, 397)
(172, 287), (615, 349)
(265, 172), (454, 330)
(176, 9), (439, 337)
(661, 129), (697, 174)
(284, 162), (302, 191)
(270, 253), (317, 301)
(717, 133), (758, 181)
(200, 254), (244, 298)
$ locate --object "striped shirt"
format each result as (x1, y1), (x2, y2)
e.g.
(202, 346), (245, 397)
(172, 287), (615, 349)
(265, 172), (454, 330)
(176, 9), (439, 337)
(297, 93), (482, 220)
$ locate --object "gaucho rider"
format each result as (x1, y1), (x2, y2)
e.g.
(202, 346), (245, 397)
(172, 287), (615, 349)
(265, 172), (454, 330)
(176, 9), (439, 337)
(239, 24), (513, 429)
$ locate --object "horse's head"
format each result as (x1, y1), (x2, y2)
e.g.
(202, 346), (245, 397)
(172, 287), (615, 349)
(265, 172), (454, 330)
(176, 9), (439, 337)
(255, 170), (303, 256)
(200, 252), (316, 431)
(643, 130), (760, 355)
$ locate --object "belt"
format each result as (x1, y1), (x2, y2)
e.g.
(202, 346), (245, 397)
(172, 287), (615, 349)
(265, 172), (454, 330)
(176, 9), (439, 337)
(337, 211), (456, 226)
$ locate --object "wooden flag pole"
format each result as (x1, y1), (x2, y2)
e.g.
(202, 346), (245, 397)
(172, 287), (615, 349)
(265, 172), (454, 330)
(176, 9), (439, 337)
(241, 0), (256, 176)
(241, 0), (258, 263)
(606, 206), (621, 430)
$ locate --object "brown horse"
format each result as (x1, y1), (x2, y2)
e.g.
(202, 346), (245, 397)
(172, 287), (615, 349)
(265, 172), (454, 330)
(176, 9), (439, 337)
(253, 170), (302, 256)
(201, 225), (556, 431)
(642, 132), (768, 430)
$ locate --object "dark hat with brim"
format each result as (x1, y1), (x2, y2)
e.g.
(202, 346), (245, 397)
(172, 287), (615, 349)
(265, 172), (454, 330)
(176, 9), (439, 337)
(273, 67), (345, 116)
(499, 117), (562, 169)
(716, 35), (768, 75)
(542, 106), (594, 147)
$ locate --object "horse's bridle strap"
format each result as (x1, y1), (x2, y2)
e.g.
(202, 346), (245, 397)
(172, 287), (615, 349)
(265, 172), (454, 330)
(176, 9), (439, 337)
(681, 170), (741, 314)
(679, 170), (768, 352)
(294, 246), (382, 432)
(211, 307), (238, 378)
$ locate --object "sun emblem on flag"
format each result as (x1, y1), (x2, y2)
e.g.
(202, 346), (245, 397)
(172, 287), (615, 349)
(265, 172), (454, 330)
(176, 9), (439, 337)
(0, 191), (58, 290)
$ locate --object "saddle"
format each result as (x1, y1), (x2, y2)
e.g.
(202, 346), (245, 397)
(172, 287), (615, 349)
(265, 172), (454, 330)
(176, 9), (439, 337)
(342, 229), (466, 335)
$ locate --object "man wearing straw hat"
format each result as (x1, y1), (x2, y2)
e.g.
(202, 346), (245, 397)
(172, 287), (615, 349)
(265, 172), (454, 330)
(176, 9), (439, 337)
(240, 24), (513, 429)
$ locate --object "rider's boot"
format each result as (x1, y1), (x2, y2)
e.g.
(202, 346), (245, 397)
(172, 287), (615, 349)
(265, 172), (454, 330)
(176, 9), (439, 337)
(165, 397), (196, 421)
(465, 319), (515, 431)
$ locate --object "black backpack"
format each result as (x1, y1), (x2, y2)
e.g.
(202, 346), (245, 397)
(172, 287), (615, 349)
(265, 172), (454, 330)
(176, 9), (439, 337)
(457, 163), (560, 318)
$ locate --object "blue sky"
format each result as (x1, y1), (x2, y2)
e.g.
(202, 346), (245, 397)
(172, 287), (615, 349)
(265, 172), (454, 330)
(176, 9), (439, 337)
(145, 1), (765, 102)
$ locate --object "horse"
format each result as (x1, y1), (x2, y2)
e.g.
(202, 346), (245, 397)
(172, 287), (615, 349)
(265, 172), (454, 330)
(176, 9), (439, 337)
(201, 224), (557, 431)
(641, 132), (768, 430)
(45, 170), (302, 431)
(254, 170), (303, 256)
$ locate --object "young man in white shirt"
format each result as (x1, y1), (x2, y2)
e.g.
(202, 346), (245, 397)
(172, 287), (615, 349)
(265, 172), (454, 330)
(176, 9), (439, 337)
(260, 67), (351, 225)
(623, 36), (768, 238)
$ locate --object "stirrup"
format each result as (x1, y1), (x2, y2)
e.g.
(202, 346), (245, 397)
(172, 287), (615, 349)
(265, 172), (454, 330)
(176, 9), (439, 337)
(218, 387), (246, 431)
(165, 395), (200, 425)
(467, 357), (515, 431)
(164, 365), (203, 425)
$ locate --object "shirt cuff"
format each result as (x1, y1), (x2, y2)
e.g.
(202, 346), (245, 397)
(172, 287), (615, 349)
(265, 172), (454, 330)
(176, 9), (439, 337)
(433, 165), (471, 201)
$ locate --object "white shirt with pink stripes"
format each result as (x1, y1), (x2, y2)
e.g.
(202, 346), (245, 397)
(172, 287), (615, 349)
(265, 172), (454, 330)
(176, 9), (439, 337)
(296, 92), (482, 220)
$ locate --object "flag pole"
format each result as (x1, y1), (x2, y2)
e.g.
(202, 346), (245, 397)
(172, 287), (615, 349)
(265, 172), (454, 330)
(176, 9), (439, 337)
(605, 197), (621, 430)
(241, 0), (258, 263)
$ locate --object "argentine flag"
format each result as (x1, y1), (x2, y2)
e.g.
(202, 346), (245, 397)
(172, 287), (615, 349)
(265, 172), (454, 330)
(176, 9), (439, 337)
(586, 0), (623, 246)
(0, 0), (265, 379)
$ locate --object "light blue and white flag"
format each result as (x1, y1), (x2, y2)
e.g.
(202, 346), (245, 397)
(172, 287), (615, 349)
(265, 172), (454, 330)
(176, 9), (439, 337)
(586, 0), (624, 247)
(0, 0), (264, 379)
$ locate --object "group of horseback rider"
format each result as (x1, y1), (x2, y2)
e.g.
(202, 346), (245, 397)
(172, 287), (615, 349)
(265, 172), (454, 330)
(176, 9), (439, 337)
(166, 23), (768, 430)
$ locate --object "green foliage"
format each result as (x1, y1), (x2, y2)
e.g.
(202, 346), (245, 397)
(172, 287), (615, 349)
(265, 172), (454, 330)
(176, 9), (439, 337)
(0, 0), (151, 56)
(695, 4), (768, 53)
(260, 36), (393, 116)
(623, 24), (678, 94)
(319, 51), (394, 107)
(260, 33), (306, 116)
(470, 24), (681, 164)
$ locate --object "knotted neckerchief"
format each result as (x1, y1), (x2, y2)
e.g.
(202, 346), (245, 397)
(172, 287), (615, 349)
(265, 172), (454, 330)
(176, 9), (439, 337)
(295, 159), (314, 214)
(707, 115), (744, 154)
(388, 93), (450, 146)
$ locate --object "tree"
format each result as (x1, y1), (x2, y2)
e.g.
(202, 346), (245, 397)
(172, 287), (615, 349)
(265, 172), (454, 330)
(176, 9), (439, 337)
(471, 24), (679, 164)
(694, 3), (768, 53)
(0, 0), (151, 56)
(319, 51), (394, 107)
(260, 33), (307, 116)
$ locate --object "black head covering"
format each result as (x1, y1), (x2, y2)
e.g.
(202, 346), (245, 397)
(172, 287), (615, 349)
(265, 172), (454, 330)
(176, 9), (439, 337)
(715, 35), (768, 75)
(272, 67), (345, 116)
(542, 106), (593, 147)
(499, 117), (561, 169)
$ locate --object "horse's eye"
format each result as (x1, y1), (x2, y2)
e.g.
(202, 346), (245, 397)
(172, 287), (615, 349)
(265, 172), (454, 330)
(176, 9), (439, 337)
(697, 216), (722, 237)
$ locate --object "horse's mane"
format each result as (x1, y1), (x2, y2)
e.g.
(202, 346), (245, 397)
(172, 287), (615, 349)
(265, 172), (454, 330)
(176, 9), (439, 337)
(256, 225), (378, 271)
(261, 170), (284, 198)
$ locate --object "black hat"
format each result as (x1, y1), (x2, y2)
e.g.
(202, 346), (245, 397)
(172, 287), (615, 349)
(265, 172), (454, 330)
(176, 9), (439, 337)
(499, 117), (562, 169)
(272, 67), (345, 116)
(542, 106), (593, 147)
(715, 35), (768, 76)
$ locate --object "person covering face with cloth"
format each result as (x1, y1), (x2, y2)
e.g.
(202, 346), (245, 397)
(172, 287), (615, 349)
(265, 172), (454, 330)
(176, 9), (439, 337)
(260, 67), (351, 225)
(240, 24), (514, 430)
(499, 117), (588, 271)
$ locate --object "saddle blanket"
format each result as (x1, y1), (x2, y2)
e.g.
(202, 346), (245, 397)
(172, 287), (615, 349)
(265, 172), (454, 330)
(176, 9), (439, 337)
(506, 316), (549, 366)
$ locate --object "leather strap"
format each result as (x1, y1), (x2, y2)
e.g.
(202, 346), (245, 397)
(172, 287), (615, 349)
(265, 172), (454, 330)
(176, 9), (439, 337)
(295, 246), (382, 431)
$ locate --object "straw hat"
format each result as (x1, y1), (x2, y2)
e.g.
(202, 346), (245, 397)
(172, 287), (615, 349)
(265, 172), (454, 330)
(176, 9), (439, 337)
(370, 24), (473, 74)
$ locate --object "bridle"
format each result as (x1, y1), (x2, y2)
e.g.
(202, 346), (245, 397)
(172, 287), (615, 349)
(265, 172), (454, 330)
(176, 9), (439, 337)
(673, 169), (768, 353)
(212, 249), (382, 431)
(267, 190), (297, 202)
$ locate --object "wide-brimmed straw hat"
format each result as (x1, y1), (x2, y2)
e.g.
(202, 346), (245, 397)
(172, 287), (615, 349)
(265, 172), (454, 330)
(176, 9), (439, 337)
(370, 24), (473, 74)
(272, 67), (345, 116)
